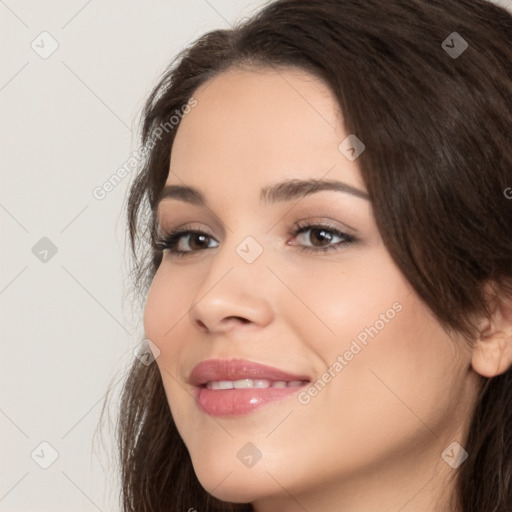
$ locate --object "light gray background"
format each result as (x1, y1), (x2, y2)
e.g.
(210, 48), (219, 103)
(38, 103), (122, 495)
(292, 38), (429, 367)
(1, 0), (511, 510)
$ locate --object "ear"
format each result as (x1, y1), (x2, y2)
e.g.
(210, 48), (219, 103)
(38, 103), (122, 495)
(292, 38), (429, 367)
(471, 282), (512, 378)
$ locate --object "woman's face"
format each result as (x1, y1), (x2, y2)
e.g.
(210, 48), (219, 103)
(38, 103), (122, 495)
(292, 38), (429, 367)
(144, 66), (480, 509)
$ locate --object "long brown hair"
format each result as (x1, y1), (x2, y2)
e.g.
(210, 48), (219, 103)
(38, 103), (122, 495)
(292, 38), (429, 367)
(101, 1), (512, 510)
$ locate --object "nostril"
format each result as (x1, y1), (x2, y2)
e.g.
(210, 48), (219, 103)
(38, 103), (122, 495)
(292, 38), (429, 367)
(227, 316), (250, 324)
(196, 320), (208, 330)
(194, 316), (251, 333)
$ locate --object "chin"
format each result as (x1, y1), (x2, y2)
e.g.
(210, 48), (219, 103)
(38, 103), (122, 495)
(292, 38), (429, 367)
(190, 457), (279, 504)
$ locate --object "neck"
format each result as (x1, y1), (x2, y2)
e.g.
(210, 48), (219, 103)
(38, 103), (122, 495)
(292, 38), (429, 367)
(252, 437), (463, 512)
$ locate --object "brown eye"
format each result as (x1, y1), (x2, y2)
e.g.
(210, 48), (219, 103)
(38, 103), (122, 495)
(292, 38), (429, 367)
(177, 233), (215, 252)
(309, 228), (334, 246)
(190, 233), (213, 250)
(291, 224), (356, 254)
(154, 230), (219, 256)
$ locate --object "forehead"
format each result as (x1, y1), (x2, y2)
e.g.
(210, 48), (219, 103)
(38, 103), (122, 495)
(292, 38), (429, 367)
(167, 65), (365, 193)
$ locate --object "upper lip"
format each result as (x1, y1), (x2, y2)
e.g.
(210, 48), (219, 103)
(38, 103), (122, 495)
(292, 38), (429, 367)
(188, 359), (311, 386)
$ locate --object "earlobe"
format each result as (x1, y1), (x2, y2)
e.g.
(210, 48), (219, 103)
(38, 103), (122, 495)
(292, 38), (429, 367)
(471, 336), (512, 377)
(471, 284), (512, 378)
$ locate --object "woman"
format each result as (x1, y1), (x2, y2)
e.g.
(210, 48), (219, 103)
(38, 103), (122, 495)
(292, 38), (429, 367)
(110, 0), (512, 510)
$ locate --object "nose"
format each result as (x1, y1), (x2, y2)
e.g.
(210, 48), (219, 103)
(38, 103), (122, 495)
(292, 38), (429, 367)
(189, 244), (274, 334)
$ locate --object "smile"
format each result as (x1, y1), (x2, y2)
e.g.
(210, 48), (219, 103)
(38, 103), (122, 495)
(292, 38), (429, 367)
(189, 359), (311, 416)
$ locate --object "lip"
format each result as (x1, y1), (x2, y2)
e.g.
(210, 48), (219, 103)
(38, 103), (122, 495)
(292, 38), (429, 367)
(189, 359), (311, 417)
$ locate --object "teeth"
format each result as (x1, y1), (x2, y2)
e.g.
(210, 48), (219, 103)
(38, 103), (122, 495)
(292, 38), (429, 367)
(210, 380), (234, 390)
(233, 379), (254, 389)
(254, 379), (271, 388)
(205, 379), (307, 389)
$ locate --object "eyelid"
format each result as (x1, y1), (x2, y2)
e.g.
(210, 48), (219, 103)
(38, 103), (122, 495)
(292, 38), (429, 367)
(155, 217), (354, 241)
(156, 207), (227, 238)
(291, 216), (359, 237)
(156, 220), (216, 238)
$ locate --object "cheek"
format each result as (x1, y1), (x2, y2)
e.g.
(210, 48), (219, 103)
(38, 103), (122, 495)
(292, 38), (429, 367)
(309, 288), (466, 449)
(143, 264), (193, 352)
(143, 265), (197, 424)
(283, 252), (466, 441)
(279, 248), (411, 351)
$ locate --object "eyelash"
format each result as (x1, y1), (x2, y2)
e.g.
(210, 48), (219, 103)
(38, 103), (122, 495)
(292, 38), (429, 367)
(153, 222), (357, 258)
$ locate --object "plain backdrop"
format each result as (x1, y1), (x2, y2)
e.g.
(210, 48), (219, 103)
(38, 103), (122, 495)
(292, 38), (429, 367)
(1, 0), (511, 510)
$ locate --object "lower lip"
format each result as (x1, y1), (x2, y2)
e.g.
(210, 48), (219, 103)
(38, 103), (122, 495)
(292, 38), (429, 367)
(196, 386), (305, 417)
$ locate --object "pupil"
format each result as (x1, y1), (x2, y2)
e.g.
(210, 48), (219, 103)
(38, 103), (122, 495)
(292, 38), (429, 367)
(312, 229), (331, 246)
(191, 234), (208, 249)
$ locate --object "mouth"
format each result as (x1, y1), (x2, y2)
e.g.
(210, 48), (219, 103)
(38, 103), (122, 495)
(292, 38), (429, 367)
(189, 359), (311, 417)
(205, 379), (307, 389)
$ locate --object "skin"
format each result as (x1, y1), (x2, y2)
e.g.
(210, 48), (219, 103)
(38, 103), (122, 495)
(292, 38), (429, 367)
(143, 66), (512, 512)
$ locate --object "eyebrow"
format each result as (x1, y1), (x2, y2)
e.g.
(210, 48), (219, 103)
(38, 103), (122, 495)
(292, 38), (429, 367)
(155, 178), (370, 211)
